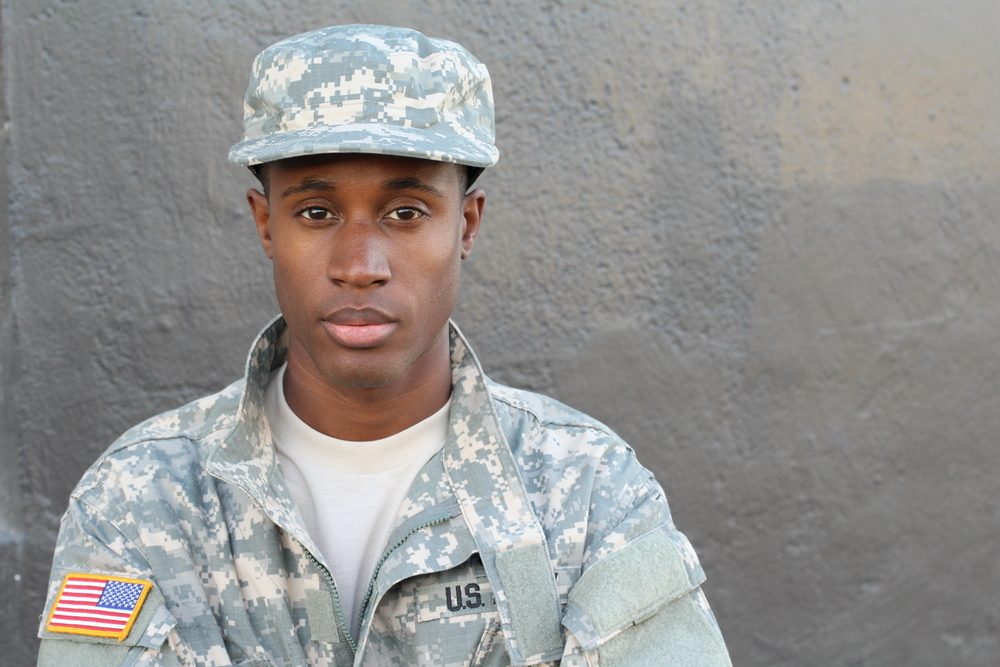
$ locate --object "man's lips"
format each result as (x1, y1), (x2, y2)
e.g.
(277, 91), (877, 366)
(322, 308), (398, 348)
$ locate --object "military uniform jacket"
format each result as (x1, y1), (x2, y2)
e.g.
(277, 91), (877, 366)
(38, 318), (732, 667)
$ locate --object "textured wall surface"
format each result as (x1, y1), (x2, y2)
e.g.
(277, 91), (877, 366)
(3, 1), (1000, 665)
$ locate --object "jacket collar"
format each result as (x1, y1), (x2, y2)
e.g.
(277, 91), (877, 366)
(206, 316), (558, 660)
(204, 315), (509, 558)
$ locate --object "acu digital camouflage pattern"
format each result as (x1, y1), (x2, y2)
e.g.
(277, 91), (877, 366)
(38, 317), (731, 666)
(228, 25), (500, 169)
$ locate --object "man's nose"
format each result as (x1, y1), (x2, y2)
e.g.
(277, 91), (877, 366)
(326, 221), (391, 287)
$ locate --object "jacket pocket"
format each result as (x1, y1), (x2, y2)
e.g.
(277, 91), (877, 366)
(412, 559), (503, 666)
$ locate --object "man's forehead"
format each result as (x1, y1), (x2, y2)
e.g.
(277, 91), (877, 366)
(263, 154), (467, 199)
(267, 154), (464, 180)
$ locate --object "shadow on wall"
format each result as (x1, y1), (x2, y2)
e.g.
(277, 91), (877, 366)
(554, 178), (1000, 665)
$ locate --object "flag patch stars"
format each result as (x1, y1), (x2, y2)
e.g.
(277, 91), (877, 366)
(45, 573), (153, 641)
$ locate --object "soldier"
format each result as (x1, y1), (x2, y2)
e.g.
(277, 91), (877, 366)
(38, 24), (732, 666)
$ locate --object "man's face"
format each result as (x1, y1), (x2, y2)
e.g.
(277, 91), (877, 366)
(247, 154), (484, 391)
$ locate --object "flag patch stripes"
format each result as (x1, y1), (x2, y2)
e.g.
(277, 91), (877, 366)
(45, 573), (152, 641)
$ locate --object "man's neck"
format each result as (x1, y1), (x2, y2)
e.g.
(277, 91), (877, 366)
(280, 334), (453, 442)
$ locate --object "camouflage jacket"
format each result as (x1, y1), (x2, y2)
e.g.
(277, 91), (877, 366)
(38, 317), (731, 667)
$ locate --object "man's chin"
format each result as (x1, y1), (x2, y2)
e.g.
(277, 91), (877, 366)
(335, 374), (397, 390)
(320, 361), (401, 391)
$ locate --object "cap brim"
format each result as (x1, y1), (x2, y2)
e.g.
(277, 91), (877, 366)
(228, 123), (499, 169)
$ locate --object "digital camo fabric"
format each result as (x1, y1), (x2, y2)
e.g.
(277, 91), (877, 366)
(228, 24), (500, 169)
(38, 317), (731, 666)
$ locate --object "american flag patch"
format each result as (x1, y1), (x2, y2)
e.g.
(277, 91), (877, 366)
(45, 573), (153, 640)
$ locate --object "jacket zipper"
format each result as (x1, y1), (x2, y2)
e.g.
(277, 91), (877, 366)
(217, 474), (456, 661)
(213, 476), (359, 657)
(354, 513), (454, 656)
(301, 541), (358, 655)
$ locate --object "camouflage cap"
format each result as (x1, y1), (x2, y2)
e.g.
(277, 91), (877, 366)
(228, 24), (500, 168)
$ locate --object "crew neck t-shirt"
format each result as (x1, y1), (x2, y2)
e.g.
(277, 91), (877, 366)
(263, 363), (450, 640)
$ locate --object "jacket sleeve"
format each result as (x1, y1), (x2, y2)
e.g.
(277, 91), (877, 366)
(37, 498), (179, 667)
(559, 462), (732, 667)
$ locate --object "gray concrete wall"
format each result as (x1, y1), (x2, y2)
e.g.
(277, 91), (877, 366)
(3, 1), (999, 664)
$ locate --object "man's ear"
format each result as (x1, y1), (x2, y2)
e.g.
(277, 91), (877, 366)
(246, 188), (273, 259)
(460, 189), (486, 260)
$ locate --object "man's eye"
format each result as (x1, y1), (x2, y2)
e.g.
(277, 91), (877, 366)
(299, 207), (333, 221)
(386, 207), (425, 222)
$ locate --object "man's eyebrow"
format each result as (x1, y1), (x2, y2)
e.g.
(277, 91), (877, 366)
(383, 178), (445, 198)
(280, 179), (335, 198)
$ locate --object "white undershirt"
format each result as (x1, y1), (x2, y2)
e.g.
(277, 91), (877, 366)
(264, 362), (449, 639)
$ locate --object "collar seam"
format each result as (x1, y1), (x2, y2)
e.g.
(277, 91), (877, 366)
(489, 391), (617, 437)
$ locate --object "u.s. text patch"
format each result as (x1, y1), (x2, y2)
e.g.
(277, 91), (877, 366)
(417, 573), (497, 623)
(45, 573), (153, 640)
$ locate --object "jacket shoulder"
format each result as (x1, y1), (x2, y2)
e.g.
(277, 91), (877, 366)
(484, 379), (674, 571)
(71, 379), (244, 509)
(108, 378), (244, 452)
(486, 379), (616, 436)
(485, 379), (649, 487)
